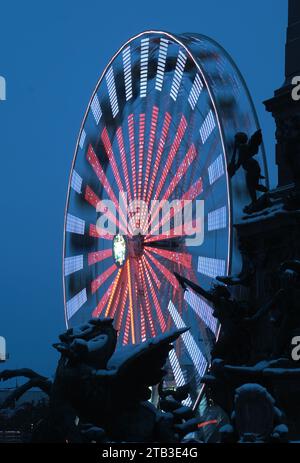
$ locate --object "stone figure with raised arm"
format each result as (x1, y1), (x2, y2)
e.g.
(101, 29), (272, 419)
(229, 130), (268, 211)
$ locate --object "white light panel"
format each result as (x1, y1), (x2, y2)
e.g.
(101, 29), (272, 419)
(208, 206), (227, 231)
(106, 66), (119, 118)
(200, 110), (216, 144)
(64, 255), (84, 276)
(90, 94), (102, 125)
(208, 154), (224, 185)
(66, 213), (85, 235)
(66, 288), (87, 319)
(170, 50), (187, 101)
(188, 74), (203, 110)
(155, 38), (168, 91)
(140, 38), (149, 98)
(71, 169), (82, 194)
(197, 257), (226, 278)
(122, 46), (133, 101)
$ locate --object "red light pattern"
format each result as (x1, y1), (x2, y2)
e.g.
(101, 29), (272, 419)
(140, 107), (159, 229)
(148, 144), (197, 230)
(85, 185), (126, 234)
(137, 114), (146, 203)
(152, 115), (187, 202)
(197, 420), (218, 429)
(91, 263), (117, 294)
(101, 127), (125, 193)
(86, 145), (127, 230)
(142, 258), (166, 331)
(123, 304), (131, 345)
(145, 247), (192, 269)
(138, 259), (156, 337)
(144, 112), (172, 204)
(89, 224), (114, 240)
(92, 281), (115, 317)
(105, 268), (123, 317)
(145, 249), (179, 290)
(142, 106), (159, 203)
(88, 249), (112, 265)
(116, 126), (133, 202)
(128, 114), (137, 200)
(142, 255), (161, 289)
(149, 177), (203, 236)
(115, 284), (129, 332)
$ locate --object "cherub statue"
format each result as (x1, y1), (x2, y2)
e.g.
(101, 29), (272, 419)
(229, 130), (268, 210)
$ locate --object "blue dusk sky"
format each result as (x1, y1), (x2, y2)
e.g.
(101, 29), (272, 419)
(0, 0), (287, 378)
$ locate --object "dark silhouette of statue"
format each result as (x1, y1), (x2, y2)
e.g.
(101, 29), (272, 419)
(229, 130), (268, 209)
(174, 273), (252, 365)
(219, 384), (288, 443)
(0, 318), (200, 443)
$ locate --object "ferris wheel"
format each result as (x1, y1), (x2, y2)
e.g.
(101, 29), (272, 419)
(63, 31), (267, 404)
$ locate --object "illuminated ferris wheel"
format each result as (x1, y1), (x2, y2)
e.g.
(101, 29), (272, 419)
(63, 31), (267, 404)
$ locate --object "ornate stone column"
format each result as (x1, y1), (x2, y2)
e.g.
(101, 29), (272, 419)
(264, 0), (300, 188)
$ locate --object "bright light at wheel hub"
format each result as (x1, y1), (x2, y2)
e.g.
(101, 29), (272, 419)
(113, 234), (127, 267)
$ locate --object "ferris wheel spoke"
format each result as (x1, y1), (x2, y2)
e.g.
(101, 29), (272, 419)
(128, 114), (137, 201)
(147, 143), (197, 231)
(88, 249), (112, 265)
(131, 262), (146, 341)
(86, 144), (128, 231)
(101, 127), (125, 193)
(115, 282), (129, 332)
(126, 260), (136, 344)
(113, 263), (129, 330)
(137, 113), (146, 203)
(116, 126), (133, 202)
(141, 255), (161, 290)
(85, 185), (127, 235)
(139, 300), (147, 342)
(144, 246), (192, 269)
(144, 219), (199, 244)
(109, 278), (126, 320)
(104, 267), (123, 317)
(116, 125), (135, 235)
(141, 257), (166, 332)
(151, 115), (187, 203)
(131, 261), (145, 342)
(137, 260), (156, 339)
(89, 223), (114, 240)
(123, 302), (132, 345)
(142, 106), (159, 204)
(140, 106), (160, 231)
(135, 113), (146, 232)
(147, 177), (203, 238)
(143, 111), (172, 210)
(92, 279), (117, 318)
(182, 177), (204, 200)
(144, 249), (179, 290)
(91, 263), (118, 294)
